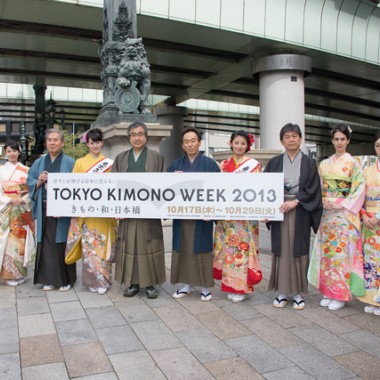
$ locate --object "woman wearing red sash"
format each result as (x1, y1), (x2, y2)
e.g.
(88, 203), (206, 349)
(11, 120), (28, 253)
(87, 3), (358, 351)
(0, 141), (35, 286)
(213, 130), (262, 302)
(65, 129), (116, 295)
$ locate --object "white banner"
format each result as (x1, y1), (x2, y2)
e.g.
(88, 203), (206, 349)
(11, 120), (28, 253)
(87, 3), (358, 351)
(47, 172), (284, 221)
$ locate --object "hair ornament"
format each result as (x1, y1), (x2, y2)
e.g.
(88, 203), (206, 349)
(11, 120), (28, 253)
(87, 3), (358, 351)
(347, 125), (352, 134)
(247, 133), (255, 151)
(82, 132), (88, 143)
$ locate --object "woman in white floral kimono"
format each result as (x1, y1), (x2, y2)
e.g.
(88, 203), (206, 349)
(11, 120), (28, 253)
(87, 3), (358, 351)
(0, 141), (35, 286)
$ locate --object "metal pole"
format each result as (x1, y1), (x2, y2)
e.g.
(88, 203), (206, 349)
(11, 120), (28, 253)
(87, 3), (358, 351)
(72, 122), (75, 146)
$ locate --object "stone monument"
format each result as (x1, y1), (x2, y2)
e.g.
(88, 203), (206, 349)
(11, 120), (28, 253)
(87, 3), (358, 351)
(93, 0), (171, 158)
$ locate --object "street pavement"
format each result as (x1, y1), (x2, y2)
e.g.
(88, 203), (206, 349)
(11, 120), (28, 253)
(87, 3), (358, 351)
(1, 250), (380, 379)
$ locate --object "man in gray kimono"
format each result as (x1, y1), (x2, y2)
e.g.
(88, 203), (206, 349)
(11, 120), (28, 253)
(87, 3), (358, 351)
(264, 123), (322, 310)
(112, 121), (165, 299)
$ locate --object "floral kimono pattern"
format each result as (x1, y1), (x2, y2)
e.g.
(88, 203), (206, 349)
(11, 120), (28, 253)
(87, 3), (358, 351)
(308, 153), (365, 301)
(65, 154), (116, 289)
(0, 162), (36, 280)
(213, 156), (262, 294)
(357, 161), (380, 306)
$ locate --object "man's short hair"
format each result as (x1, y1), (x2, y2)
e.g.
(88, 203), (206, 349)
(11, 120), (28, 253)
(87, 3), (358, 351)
(45, 128), (64, 142)
(181, 127), (202, 142)
(127, 121), (148, 137)
(279, 123), (302, 140)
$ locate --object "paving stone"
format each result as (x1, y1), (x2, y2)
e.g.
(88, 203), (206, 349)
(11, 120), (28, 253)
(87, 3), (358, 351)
(130, 320), (183, 351)
(16, 283), (45, 299)
(0, 307), (17, 328)
(345, 312), (380, 338)
(46, 287), (78, 303)
(253, 303), (312, 328)
(0, 327), (18, 354)
(106, 285), (126, 303)
(160, 281), (177, 297)
(17, 296), (49, 316)
(299, 307), (359, 334)
(213, 299), (264, 321)
(245, 291), (273, 306)
(341, 330), (380, 359)
(0, 286), (16, 309)
(207, 284), (227, 300)
(96, 325), (144, 354)
(153, 305), (204, 332)
(327, 302), (363, 317)
(151, 347), (214, 380)
(20, 334), (63, 367)
(143, 289), (178, 308)
(86, 305), (127, 329)
(22, 362), (69, 380)
(196, 310), (252, 339)
(278, 343), (356, 379)
(63, 342), (113, 378)
(263, 366), (314, 380)
(50, 300), (87, 322)
(225, 335), (293, 373)
(56, 319), (98, 346)
(176, 327), (237, 363)
(18, 313), (56, 338)
(204, 357), (263, 379)
(290, 324), (358, 357)
(242, 317), (302, 348)
(118, 299), (159, 323)
(335, 351), (380, 379)
(74, 373), (118, 380)
(109, 351), (166, 380)
(0, 353), (21, 380)
(76, 291), (114, 308)
(176, 293), (220, 314)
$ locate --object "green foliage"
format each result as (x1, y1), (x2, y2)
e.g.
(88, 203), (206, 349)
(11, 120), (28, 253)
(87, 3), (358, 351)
(62, 130), (88, 160)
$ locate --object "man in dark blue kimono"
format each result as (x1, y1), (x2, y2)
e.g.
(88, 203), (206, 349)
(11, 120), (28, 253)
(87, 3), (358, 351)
(168, 127), (220, 302)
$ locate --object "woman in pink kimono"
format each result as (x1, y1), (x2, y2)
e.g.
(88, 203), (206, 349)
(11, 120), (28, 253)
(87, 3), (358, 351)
(0, 141), (35, 286)
(357, 131), (380, 315)
(308, 124), (365, 310)
(213, 130), (262, 302)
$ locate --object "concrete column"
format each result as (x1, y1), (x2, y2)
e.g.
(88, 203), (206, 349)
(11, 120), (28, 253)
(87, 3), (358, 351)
(156, 106), (188, 166)
(252, 55), (312, 151)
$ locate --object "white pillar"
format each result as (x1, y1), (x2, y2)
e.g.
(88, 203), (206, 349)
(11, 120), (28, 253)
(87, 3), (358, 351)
(253, 55), (312, 151)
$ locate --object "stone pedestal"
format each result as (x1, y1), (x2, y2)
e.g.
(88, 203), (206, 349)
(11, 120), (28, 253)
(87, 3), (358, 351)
(101, 121), (172, 159)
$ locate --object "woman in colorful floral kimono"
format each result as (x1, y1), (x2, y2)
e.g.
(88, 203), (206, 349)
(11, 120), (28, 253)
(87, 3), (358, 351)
(357, 131), (380, 315)
(65, 128), (116, 295)
(308, 124), (366, 311)
(213, 130), (262, 302)
(0, 141), (35, 286)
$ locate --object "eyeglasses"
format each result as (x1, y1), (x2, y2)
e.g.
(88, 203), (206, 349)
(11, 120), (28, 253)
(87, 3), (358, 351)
(129, 132), (146, 139)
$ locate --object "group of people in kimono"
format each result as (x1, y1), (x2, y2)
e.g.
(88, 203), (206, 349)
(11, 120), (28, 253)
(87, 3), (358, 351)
(0, 121), (379, 316)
